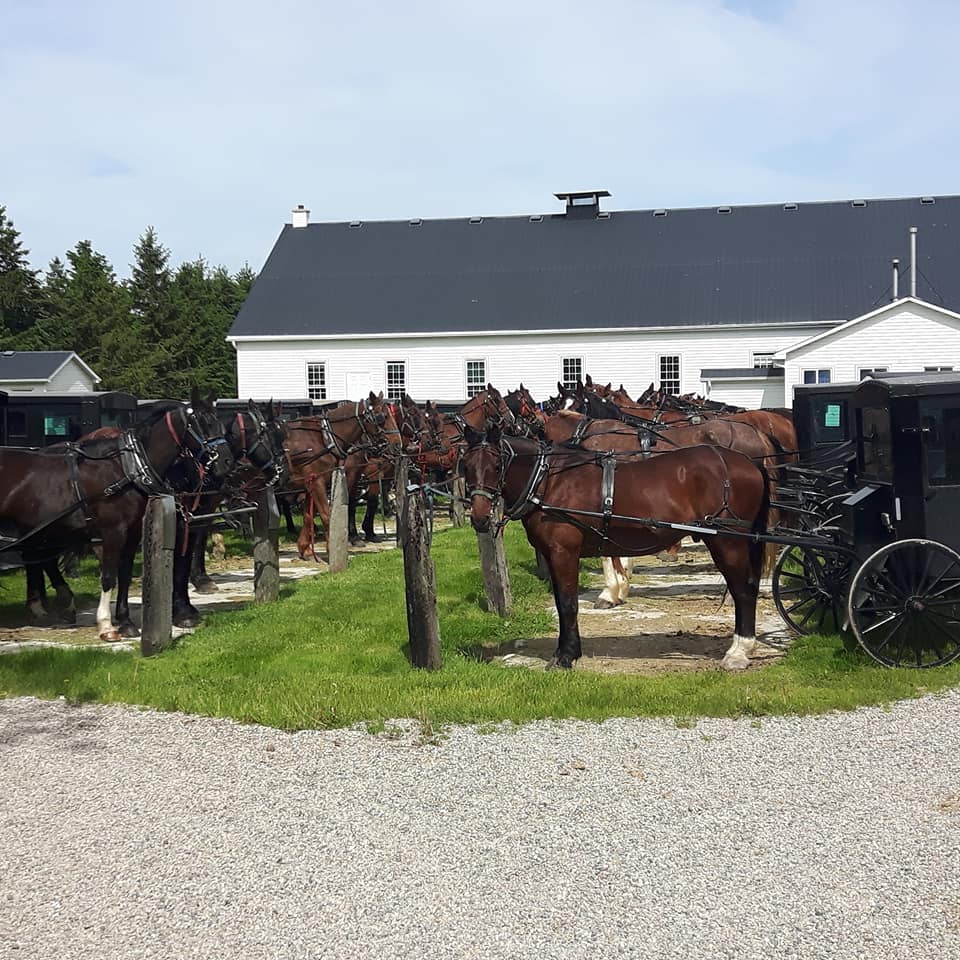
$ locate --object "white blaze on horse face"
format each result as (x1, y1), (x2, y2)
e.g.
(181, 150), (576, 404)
(721, 633), (757, 671)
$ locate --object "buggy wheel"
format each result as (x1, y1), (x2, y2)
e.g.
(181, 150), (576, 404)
(847, 539), (960, 668)
(772, 544), (850, 636)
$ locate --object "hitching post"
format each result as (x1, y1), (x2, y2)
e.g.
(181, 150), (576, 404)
(476, 501), (513, 617)
(328, 466), (349, 573)
(140, 494), (176, 656)
(253, 488), (280, 603)
(397, 456), (442, 669)
(451, 475), (466, 527)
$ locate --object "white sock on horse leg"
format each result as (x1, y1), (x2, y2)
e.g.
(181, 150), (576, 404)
(721, 633), (757, 671)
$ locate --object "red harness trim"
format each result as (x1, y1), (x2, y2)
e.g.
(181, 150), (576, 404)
(236, 412), (247, 456)
(165, 410), (182, 446)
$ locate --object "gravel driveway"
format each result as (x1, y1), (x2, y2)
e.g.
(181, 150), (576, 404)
(2, 693), (959, 959)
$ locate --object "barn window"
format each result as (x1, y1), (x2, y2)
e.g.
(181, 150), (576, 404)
(803, 369), (831, 384)
(659, 355), (681, 395)
(561, 357), (583, 390)
(386, 361), (406, 400)
(859, 367), (888, 379)
(306, 362), (327, 400)
(465, 360), (486, 398)
(752, 352), (775, 369)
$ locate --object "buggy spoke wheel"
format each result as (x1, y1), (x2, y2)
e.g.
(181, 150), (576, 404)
(772, 544), (850, 637)
(847, 539), (960, 668)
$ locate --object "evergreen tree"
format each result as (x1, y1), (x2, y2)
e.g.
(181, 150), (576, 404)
(29, 257), (72, 350)
(0, 205), (45, 346)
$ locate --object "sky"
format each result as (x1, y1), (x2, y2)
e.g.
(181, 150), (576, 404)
(2, 0), (958, 277)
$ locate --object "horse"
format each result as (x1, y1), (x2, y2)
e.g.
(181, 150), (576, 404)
(462, 425), (775, 671)
(282, 393), (403, 560)
(0, 401), (234, 641)
(173, 400), (289, 626)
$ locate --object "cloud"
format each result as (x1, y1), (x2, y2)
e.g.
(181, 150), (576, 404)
(1, 0), (958, 274)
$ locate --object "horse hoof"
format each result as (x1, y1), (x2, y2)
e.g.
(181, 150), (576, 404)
(100, 629), (123, 643)
(721, 654), (750, 672)
(117, 622), (141, 639)
(594, 599), (614, 610)
(173, 608), (202, 628)
(349, 536), (365, 546)
(364, 533), (384, 544)
(657, 552), (679, 563)
(192, 579), (219, 595)
(545, 656), (574, 671)
(56, 609), (78, 625)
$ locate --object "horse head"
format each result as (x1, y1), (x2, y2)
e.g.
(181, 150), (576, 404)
(461, 423), (503, 534)
(458, 384), (516, 433)
(365, 391), (403, 451)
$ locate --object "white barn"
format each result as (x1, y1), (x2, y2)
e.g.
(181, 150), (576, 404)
(228, 192), (960, 409)
(0, 351), (101, 394)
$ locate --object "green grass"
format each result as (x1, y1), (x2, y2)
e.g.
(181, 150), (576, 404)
(1, 524), (959, 730)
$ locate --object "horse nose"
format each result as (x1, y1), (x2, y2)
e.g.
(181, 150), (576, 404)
(471, 514), (490, 534)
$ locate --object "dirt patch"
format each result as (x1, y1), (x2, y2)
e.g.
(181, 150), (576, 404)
(490, 546), (790, 675)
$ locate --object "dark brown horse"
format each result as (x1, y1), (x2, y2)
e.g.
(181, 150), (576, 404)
(462, 427), (774, 671)
(0, 401), (233, 640)
(282, 394), (402, 559)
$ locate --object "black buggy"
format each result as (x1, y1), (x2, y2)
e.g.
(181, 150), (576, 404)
(771, 373), (960, 667)
(0, 391), (138, 447)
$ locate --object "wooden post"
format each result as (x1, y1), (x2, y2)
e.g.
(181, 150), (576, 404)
(328, 466), (349, 573)
(476, 502), (513, 617)
(397, 456), (442, 669)
(450, 475), (466, 527)
(140, 494), (176, 656)
(253, 488), (280, 603)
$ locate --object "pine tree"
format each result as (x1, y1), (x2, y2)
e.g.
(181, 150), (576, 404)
(0, 205), (45, 346)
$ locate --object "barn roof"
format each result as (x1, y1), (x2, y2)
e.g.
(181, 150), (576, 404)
(229, 195), (960, 339)
(0, 350), (100, 383)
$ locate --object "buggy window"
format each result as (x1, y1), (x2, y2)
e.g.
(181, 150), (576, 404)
(811, 398), (848, 445)
(5, 410), (26, 439)
(919, 402), (960, 486)
(860, 406), (892, 481)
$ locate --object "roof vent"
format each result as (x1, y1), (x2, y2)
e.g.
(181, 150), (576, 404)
(529, 214), (543, 222)
(851, 199), (867, 207)
(921, 196), (936, 205)
(1, 350), (14, 357)
(554, 189), (611, 220)
(348, 220), (362, 228)
(783, 202), (798, 211)
(653, 209), (668, 217)
(469, 216), (483, 224)
(716, 206), (732, 215)
(408, 218), (422, 226)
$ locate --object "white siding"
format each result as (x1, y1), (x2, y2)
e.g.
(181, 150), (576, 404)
(46, 360), (97, 393)
(703, 381), (786, 409)
(783, 303), (960, 405)
(235, 326), (823, 403)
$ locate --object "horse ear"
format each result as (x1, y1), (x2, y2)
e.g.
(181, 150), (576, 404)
(519, 382), (525, 391)
(605, 382), (612, 391)
(189, 386), (200, 407)
(585, 373), (593, 386)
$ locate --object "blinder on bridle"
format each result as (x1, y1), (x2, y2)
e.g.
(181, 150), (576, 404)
(169, 405), (233, 477)
(235, 407), (283, 486)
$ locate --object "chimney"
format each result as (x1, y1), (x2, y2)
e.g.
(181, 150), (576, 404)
(909, 226), (918, 297)
(891, 259), (899, 300)
(292, 203), (310, 229)
(554, 190), (611, 220)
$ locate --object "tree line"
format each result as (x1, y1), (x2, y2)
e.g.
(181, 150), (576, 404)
(0, 204), (253, 398)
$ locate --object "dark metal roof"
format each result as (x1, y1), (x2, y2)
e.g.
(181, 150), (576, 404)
(0, 351), (78, 381)
(700, 367), (785, 379)
(230, 195), (960, 339)
(855, 372), (960, 402)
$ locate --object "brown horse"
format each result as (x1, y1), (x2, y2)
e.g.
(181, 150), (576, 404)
(463, 427), (774, 671)
(283, 393), (402, 559)
(1, 401), (233, 640)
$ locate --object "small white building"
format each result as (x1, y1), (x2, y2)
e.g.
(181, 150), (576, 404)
(0, 351), (101, 394)
(229, 193), (960, 409)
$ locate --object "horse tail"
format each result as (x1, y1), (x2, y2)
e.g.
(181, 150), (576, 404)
(755, 459), (779, 579)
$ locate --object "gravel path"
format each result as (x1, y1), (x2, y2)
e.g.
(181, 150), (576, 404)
(2, 693), (959, 960)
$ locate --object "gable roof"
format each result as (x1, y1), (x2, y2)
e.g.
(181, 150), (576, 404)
(0, 350), (100, 384)
(229, 195), (960, 340)
(773, 296), (960, 359)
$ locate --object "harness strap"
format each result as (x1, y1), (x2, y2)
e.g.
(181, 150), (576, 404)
(601, 454), (616, 537)
(237, 412), (247, 455)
